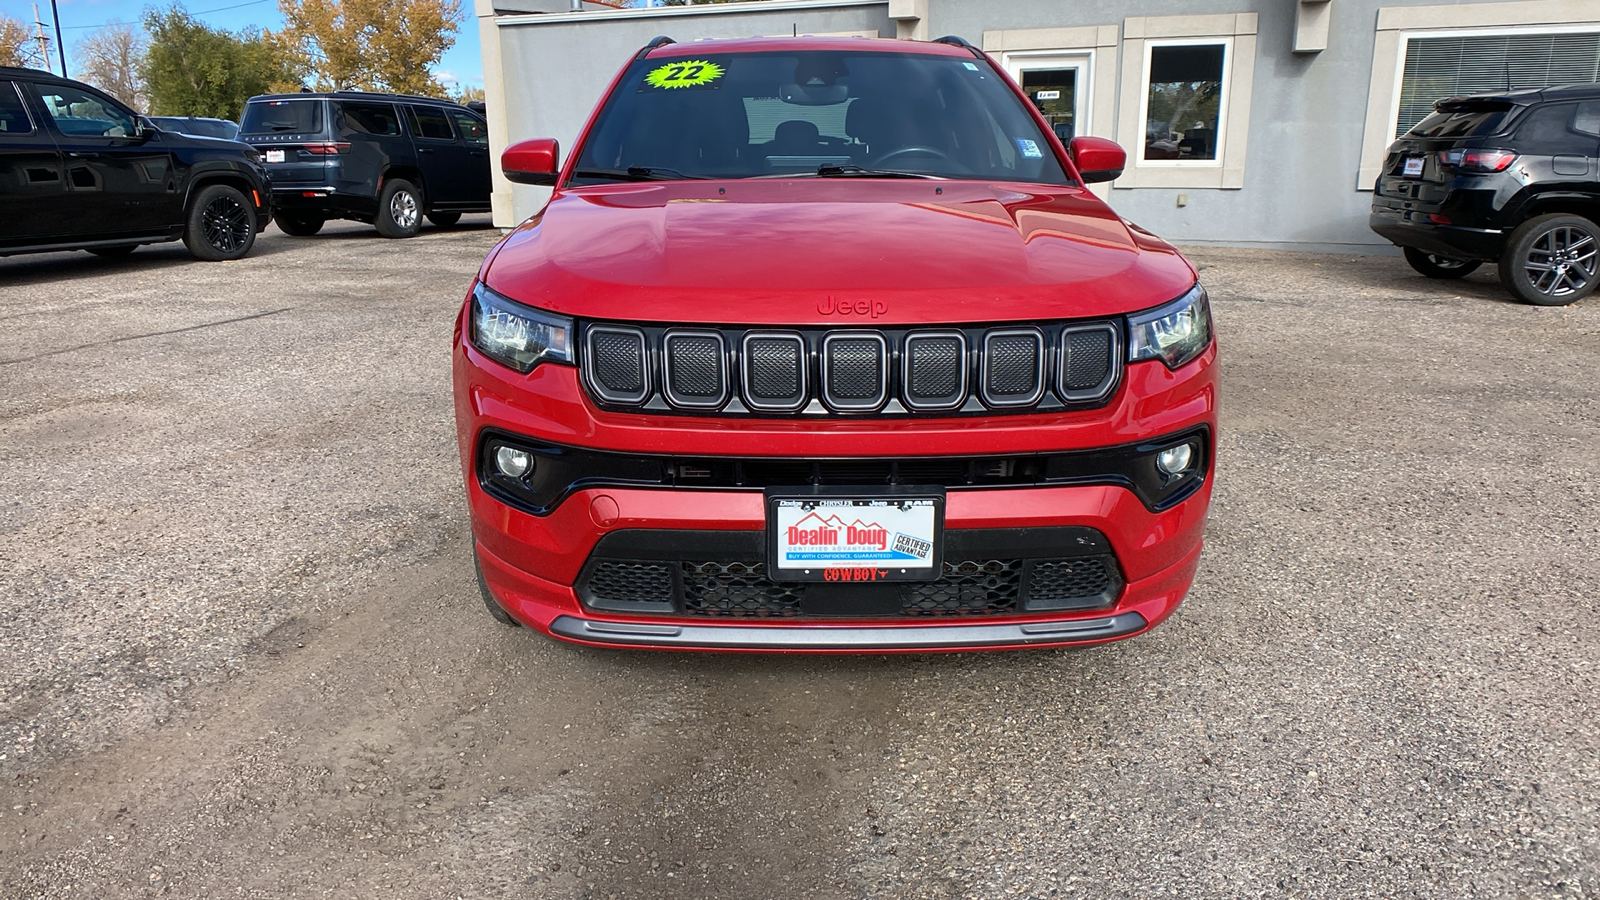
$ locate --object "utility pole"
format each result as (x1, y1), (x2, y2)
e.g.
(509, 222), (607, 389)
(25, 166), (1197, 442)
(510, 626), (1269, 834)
(49, 0), (67, 77)
(30, 4), (51, 74)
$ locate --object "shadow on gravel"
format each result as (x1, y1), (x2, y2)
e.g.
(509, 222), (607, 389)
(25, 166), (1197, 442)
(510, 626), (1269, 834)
(0, 240), (299, 288)
(268, 216), (496, 241)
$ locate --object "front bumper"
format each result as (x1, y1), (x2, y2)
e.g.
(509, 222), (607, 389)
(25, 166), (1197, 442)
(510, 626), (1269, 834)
(548, 610), (1150, 650)
(455, 315), (1216, 653)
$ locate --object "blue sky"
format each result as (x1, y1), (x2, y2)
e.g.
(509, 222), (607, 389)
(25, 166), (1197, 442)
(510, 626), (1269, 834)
(4, 0), (485, 90)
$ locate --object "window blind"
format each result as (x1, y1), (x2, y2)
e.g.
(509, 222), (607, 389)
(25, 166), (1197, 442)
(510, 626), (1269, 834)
(1396, 31), (1600, 136)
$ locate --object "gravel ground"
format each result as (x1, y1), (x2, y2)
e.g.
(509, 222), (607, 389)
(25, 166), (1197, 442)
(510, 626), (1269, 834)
(0, 223), (1596, 899)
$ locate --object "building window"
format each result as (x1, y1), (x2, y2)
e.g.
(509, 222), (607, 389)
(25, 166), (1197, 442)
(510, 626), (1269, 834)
(1358, 4), (1600, 190)
(1114, 14), (1257, 189)
(1395, 30), (1600, 137)
(1141, 41), (1227, 163)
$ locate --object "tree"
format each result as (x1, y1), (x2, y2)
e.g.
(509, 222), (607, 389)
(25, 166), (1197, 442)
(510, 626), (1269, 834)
(142, 7), (294, 120)
(77, 24), (148, 110)
(452, 84), (484, 105)
(274, 0), (463, 96)
(1, 14), (51, 69)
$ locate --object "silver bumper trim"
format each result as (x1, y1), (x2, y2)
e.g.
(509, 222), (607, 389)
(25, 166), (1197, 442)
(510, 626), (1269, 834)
(548, 611), (1148, 650)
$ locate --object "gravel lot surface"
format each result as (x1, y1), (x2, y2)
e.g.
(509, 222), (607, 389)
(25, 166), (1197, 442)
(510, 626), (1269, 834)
(1, 221), (1596, 899)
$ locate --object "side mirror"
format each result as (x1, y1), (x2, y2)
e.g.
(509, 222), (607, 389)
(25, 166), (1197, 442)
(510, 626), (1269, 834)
(1068, 136), (1125, 184)
(503, 138), (560, 186)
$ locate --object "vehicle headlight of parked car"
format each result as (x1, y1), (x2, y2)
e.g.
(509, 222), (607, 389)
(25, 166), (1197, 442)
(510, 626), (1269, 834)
(1128, 284), (1212, 370)
(469, 283), (574, 373)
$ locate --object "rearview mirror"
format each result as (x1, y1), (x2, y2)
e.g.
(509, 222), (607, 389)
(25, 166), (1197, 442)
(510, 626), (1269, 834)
(503, 138), (560, 186)
(1068, 136), (1125, 184)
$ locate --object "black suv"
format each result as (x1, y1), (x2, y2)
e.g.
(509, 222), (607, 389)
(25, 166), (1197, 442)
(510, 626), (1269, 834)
(240, 91), (491, 238)
(1371, 84), (1600, 306)
(0, 66), (270, 261)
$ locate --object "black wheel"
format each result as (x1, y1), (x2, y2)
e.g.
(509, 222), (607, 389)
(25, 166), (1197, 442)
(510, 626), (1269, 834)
(1403, 246), (1481, 279)
(375, 178), (422, 238)
(86, 244), (137, 258)
(183, 184), (257, 261)
(1498, 214), (1600, 306)
(427, 211), (461, 228)
(474, 553), (521, 627)
(274, 213), (325, 237)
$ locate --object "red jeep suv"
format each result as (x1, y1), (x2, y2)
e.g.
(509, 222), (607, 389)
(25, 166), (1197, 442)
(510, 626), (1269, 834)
(452, 36), (1216, 652)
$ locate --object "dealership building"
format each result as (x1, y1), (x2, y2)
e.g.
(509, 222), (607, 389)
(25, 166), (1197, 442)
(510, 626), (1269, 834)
(475, 0), (1600, 251)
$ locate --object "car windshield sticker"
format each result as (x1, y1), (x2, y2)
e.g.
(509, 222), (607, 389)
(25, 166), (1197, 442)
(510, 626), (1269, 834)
(645, 60), (725, 90)
(962, 62), (980, 71)
(1015, 138), (1043, 159)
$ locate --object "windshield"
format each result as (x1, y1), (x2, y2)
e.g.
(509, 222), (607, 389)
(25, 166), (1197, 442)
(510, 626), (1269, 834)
(241, 99), (323, 135)
(571, 50), (1071, 185)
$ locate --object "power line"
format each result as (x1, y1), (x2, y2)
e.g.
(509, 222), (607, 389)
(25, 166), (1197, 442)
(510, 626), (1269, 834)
(48, 0), (277, 30)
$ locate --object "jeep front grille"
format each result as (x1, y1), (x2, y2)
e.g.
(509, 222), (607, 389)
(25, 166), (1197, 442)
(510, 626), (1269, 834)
(578, 320), (1123, 417)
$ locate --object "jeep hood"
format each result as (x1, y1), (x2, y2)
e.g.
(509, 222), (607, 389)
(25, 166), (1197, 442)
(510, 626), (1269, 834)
(485, 180), (1196, 326)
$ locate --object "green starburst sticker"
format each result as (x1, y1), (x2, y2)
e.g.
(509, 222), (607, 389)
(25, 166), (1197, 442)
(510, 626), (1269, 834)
(645, 60), (725, 89)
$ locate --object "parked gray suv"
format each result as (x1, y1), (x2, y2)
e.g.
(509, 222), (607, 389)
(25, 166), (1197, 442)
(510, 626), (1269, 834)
(241, 91), (492, 238)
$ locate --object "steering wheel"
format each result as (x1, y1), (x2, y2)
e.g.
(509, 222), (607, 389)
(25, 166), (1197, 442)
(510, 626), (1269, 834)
(871, 146), (951, 165)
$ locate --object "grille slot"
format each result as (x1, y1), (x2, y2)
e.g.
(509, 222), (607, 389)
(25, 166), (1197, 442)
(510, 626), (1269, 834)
(586, 326), (649, 404)
(663, 330), (727, 409)
(981, 328), (1045, 407)
(903, 332), (967, 411)
(822, 332), (887, 410)
(742, 332), (807, 411)
(1059, 324), (1118, 401)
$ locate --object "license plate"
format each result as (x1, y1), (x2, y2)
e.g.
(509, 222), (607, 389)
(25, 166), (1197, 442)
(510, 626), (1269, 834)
(265, 149), (285, 163)
(768, 494), (943, 582)
(1402, 156), (1424, 177)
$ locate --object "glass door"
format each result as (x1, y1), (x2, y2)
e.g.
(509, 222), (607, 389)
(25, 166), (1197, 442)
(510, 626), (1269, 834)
(1004, 53), (1092, 143)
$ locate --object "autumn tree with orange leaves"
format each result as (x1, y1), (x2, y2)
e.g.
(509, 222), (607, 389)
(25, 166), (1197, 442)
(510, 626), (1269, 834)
(274, 0), (462, 96)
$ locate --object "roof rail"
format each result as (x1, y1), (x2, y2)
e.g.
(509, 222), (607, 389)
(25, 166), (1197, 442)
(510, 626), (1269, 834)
(635, 35), (676, 60)
(931, 35), (983, 56)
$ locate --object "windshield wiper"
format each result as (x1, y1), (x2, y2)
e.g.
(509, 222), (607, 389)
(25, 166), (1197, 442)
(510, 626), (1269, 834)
(815, 164), (940, 180)
(570, 166), (709, 183)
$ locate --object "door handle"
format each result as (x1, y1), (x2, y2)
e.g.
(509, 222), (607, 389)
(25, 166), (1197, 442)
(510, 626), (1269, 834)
(419, 148), (435, 154)
(69, 151), (100, 159)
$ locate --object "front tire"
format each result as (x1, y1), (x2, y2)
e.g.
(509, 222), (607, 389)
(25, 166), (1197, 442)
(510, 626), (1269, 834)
(1403, 246), (1481, 279)
(375, 179), (422, 238)
(427, 211), (461, 228)
(183, 184), (257, 261)
(1498, 214), (1600, 306)
(274, 214), (325, 237)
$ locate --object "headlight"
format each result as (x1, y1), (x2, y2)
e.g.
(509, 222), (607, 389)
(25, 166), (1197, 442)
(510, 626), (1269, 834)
(1127, 283), (1212, 370)
(469, 283), (574, 373)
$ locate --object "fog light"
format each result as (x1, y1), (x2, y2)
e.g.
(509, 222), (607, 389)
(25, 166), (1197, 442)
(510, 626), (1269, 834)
(494, 446), (532, 478)
(1156, 443), (1194, 476)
